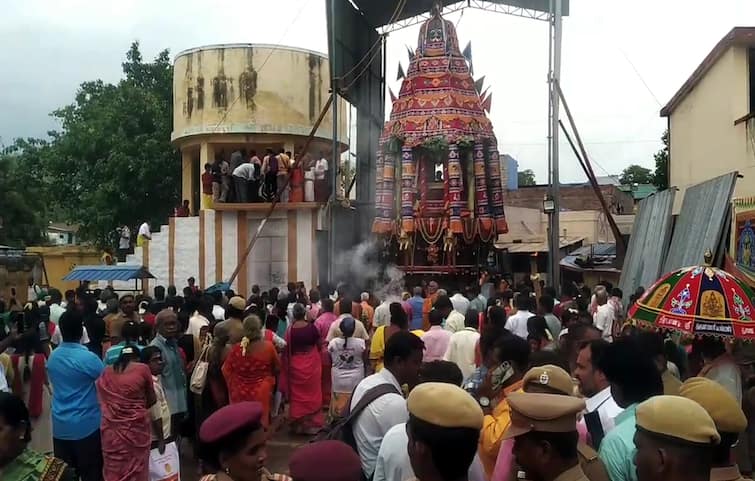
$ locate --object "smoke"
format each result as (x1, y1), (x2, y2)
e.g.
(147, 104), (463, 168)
(330, 240), (405, 301)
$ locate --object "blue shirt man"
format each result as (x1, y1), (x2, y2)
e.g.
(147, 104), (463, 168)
(48, 341), (104, 440)
(408, 288), (425, 331)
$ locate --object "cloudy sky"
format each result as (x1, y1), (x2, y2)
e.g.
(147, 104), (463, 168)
(2, 0), (754, 183)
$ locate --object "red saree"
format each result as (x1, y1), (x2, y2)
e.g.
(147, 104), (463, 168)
(280, 324), (324, 429)
(290, 167), (304, 202)
(222, 341), (280, 428)
(96, 363), (153, 481)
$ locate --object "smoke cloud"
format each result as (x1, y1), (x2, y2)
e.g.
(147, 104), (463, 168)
(330, 240), (405, 301)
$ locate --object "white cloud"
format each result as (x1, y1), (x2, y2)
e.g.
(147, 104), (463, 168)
(2, 0), (754, 182)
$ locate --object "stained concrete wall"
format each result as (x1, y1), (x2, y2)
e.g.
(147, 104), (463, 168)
(172, 44), (348, 145)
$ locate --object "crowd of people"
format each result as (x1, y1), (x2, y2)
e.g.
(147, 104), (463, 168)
(0, 273), (754, 481)
(201, 148), (331, 209)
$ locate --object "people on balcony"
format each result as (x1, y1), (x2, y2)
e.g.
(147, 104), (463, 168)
(204, 148), (332, 206)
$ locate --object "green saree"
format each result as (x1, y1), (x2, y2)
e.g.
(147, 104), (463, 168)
(0, 449), (74, 481)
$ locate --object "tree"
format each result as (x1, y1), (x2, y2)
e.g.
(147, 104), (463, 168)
(43, 42), (180, 246)
(653, 130), (669, 190)
(0, 139), (51, 246)
(619, 164), (653, 185)
(518, 169), (536, 186)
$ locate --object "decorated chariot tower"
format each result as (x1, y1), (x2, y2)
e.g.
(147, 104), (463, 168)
(373, 2), (508, 274)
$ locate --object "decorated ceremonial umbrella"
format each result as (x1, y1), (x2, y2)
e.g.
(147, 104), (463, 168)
(628, 254), (755, 340)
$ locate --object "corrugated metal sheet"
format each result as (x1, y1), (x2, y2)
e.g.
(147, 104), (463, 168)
(63, 265), (155, 281)
(664, 172), (738, 272)
(618, 188), (676, 304)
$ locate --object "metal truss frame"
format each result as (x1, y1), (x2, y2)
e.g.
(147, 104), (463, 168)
(379, 0), (549, 33)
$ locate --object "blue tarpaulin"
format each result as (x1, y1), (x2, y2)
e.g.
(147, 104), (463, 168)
(63, 265), (155, 282)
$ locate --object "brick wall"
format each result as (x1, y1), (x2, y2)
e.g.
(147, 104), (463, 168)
(504, 184), (634, 214)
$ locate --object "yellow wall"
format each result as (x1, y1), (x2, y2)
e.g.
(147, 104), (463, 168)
(172, 44), (348, 146)
(669, 46), (752, 213)
(26, 246), (102, 292)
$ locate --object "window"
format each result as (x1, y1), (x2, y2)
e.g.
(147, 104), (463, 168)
(433, 162), (444, 182)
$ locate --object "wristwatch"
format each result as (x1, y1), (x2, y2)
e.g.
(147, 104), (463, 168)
(479, 396), (491, 408)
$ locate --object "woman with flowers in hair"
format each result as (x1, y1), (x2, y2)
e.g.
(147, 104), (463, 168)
(222, 315), (280, 428)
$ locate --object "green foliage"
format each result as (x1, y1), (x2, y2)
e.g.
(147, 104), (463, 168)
(619, 164), (653, 185)
(41, 41), (180, 247)
(384, 136), (403, 155)
(517, 169), (536, 186)
(0, 139), (50, 247)
(653, 130), (669, 190)
(421, 136), (449, 160)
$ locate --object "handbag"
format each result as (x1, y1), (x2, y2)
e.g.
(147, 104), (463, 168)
(189, 343), (211, 395)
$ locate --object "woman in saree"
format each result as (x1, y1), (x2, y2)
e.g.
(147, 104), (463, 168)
(222, 315), (280, 428)
(327, 316), (366, 419)
(370, 302), (425, 372)
(200, 323), (231, 427)
(289, 153), (305, 203)
(9, 305), (52, 454)
(281, 303), (323, 434)
(96, 346), (162, 481)
(314, 299), (337, 408)
(0, 392), (74, 481)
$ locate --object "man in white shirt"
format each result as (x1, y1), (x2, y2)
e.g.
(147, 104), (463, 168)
(593, 290), (615, 342)
(373, 299), (391, 329)
(51, 324), (91, 346)
(443, 315), (481, 381)
(137, 221), (151, 246)
(434, 295), (465, 333)
(117, 224), (131, 261)
(211, 292), (225, 322)
(314, 153), (329, 202)
(504, 292), (536, 339)
(573, 339), (623, 444)
(232, 160), (256, 203)
(374, 360), (486, 481)
(450, 290), (470, 316)
(350, 330), (424, 479)
(48, 289), (66, 325)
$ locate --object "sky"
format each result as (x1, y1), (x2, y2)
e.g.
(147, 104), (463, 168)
(2, 0), (755, 183)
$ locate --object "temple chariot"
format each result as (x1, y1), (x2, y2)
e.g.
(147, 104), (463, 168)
(373, 2), (509, 278)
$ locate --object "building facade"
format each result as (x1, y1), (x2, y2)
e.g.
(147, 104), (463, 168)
(120, 44), (348, 294)
(504, 184), (634, 214)
(661, 28), (755, 213)
(173, 43), (348, 212)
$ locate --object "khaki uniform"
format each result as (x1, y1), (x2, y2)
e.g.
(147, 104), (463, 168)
(710, 465), (752, 481)
(553, 464), (590, 481)
(509, 443), (609, 481)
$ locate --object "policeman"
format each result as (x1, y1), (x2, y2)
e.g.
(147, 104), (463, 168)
(504, 365), (609, 481)
(504, 391), (589, 481)
(679, 377), (752, 481)
(406, 382), (484, 481)
(633, 395), (720, 481)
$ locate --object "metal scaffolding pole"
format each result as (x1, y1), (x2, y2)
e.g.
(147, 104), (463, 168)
(548, 0), (563, 292)
(328, 0), (339, 286)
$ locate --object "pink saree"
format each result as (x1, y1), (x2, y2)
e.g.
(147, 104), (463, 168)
(96, 363), (153, 481)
